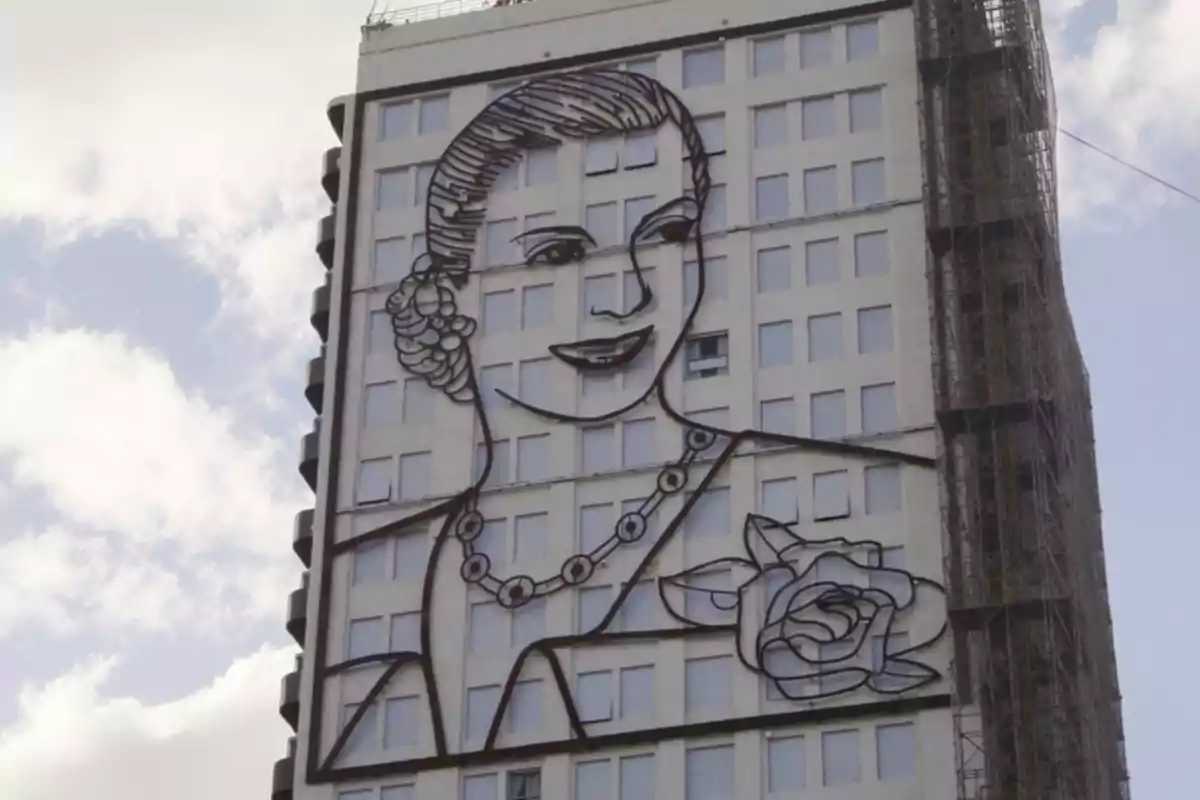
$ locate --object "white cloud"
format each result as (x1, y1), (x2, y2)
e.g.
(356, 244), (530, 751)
(0, 647), (297, 800)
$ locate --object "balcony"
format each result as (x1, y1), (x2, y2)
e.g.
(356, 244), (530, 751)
(271, 740), (296, 800)
(298, 420), (320, 491)
(304, 351), (325, 414)
(310, 278), (330, 342)
(326, 97), (346, 141)
(286, 574), (309, 646)
(316, 211), (336, 270)
(293, 508), (314, 568)
(279, 655), (301, 731)
(321, 147), (341, 202)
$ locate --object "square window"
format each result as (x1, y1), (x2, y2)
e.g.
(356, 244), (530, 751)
(852, 158), (887, 205)
(847, 19), (880, 61)
(463, 774), (497, 800)
(511, 598), (546, 648)
(580, 504), (613, 553)
(483, 290), (517, 334)
(507, 769), (541, 800)
(485, 219), (519, 266)
(398, 452), (430, 500)
(578, 585), (613, 632)
(380, 102), (413, 140)
(357, 458), (392, 505)
(768, 736), (806, 792)
(753, 36), (786, 76)
(469, 601), (505, 652)
(402, 378), (434, 424)
(758, 320), (793, 367)
(584, 139), (620, 176)
(865, 464), (901, 514)
(516, 434), (552, 481)
(756, 246), (790, 293)
(799, 28), (833, 68)
(685, 656), (731, 713)
(524, 210), (556, 235)
(494, 158), (519, 191)
(624, 196), (657, 238)
(513, 513), (547, 562)
(854, 231), (889, 277)
(394, 532), (424, 578)
(822, 729), (862, 786)
(811, 390), (847, 438)
(521, 284), (553, 329)
(877, 722), (917, 779)
(805, 238), (840, 285)
(686, 407), (729, 459)
(464, 686), (500, 742)
(509, 680), (542, 734)
(583, 274), (617, 316)
(352, 539), (389, 584)
(761, 477), (798, 523)
(414, 164), (435, 205)
(364, 382), (399, 430)
(700, 184), (726, 233)
(526, 148), (557, 185)
(626, 57), (657, 77)
(347, 617), (384, 660)
(475, 439), (511, 487)
(617, 581), (658, 629)
(390, 611), (420, 651)
(369, 310), (393, 353)
(577, 671), (613, 723)
(685, 488), (729, 539)
(685, 745), (733, 800)
(384, 696), (419, 748)
(623, 268), (655, 314)
(476, 518), (505, 567)
(683, 46), (725, 88)
(342, 703), (378, 755)
(753, 105), (787, 149)
(682, 571), (730, 625)
(417, 94), (449, 134)
(819, 639), (860, 694)
(813, 470), (850, 520)
(480, 363), (513, 410)
(807, 313), (843, 362)
(850, 88), (883, 132)
(801, 95), (836, 140)
(575, 762), (610, 800)
(625, 132), (658, 170)
(377, 168), (410, 210)
(585, 202), (619, 246)
(695, 114), (726, 155)
(755, 174), (790, 221)
(619, 499), (654, 549)
(619, 665), (654, 718)
(685, 332), (729, 379)
(518, 358), (553, 407)
(684, 256), (728, 307)
(871, 630), (911, 689)
(862, 382), (898, 433)
(381, 787), (414, 800)
(803, 166), (838, 215)
(582, 425), (615, 473)
(374, 237), (407, 284)
(858, 305), (893, 353)
(760, 398), (795, 436)
(622, 418), (656, 467)
(411, 233), (428, 262)
(582, 372), (615, 396)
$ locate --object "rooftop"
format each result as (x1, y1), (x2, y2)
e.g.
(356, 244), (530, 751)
(364, 0), (534, 29)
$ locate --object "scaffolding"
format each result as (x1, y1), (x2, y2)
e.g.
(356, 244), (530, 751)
(915, 2), (1129, 799)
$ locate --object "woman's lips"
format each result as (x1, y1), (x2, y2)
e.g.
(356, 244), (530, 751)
(548, 325), (654, 371)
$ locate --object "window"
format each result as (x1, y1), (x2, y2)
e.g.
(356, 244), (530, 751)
(847, 19), (880, 61)
(411, 233), (427, 263)
(807, 313), (843, 362)
(580, 504), (613, 552)
(578, 585), (612, 632)
(469, 601), (505, 652)
(869, 547), (906, 593)
(577, 671), (613, 722)
(363, 382), (398, 430)
(756, 246), (790, 293)
(585, 202), (619, 246)
(380, 102), (413, 140)
(801, 95), (836, 140)
(685, 488), (729, 539)
(575, 760), (610, 800)
(695, 114), (726, 155)
(877, 723), (917, 779)
(342, 703), (378, 755)
(624, 196), (657, 238)
(617, 582), (657, 630)
(508, 770), (541, 800)
(625, 132), (658, 170)
(357, 458), (392, 505)
(684, 256), (727, 306)
(621, 268), (654, 314)
(369, 310), (393, 353)
(519, 359), (553, 407)
(513, 513), (547, 562)
(805, 238), (839, 285)
(686, 657), (731, 713)
(861, 382), (898, 433)
(485, 219), (518, 266)
(394, 533), (425, 581)
(384, 696), (419, 748)
(483, 290), (517, 334)
(854, 231), (889, 277)
(476, 518), (505, 567)
(850, 88), (883, 132)
(398, 452), (430, 500)
(381, 787), (413, 800)
(417, 94), (449, 134)
(753, 36), (786, 76)
(813, 470), (850, 520)
(374, 237), (407, 284)
(626, 57), (657, 77)
(865, 464), (901, 514)
(582, 425), (615, 473)
(685, 332), (729, 379)
(871, 631), (911, 690)
(762, 647), (797, 701)
(377, 168), (410, 210)
(475, 439), (511, 487)
(685, 745), (734, 800)
(768, 736), (806, 792)
(799, 28), (833, 68)
(582, 372), (614, 396)
(511, 599), (546, 648)
(761, 477), (798, 523)
(753, 104), (787, 149)
(758, 320), (793, 367)
(480, 363), (513, 410)
(681, 570), (730, 624)
(583, 275), (617, 315)
(509, 681), (542, 734)
(463, 774), (497, 800)
(516, 434), (552, 481)
(803, 166), (838, 214)
(390, 611), (420, 651)
(822, 729), (862, 786)
(755, 174), (789, 221)
(687, 407), (729, 458)
(699, 184), (726, 233)
(760, 398), (795, 436)
(858, 305), (894, 354)
(402, 378), (434, 424)
(619, 665), (654, 717)
(464, 686), (500, 742)
(811, 390), (847, 438)
(352, 540), (389, 584)
(852, 158), (886, 205)
(525, 148), (557, 185)
(521, 285), (553, 329)
(622, 418), (656, 467)
(347, 617), (384, 660)
(584, 137), (620, 176)
(682, 46), (725, 88)
(414, 163), (435, 205)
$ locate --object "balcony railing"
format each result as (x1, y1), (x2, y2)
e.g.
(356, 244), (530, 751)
(365, 0), (534, 28)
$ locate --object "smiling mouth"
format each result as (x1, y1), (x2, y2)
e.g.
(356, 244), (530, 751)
(548, 325), (654, 371)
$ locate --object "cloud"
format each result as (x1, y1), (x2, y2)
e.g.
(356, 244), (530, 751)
(0, 647), (297, 800)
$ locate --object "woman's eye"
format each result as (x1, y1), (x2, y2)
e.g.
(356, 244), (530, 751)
(640, 216), (696, 243)
(526, 239), (587, 266)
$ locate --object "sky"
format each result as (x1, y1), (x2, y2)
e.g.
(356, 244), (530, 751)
(0, 0), (1195, 798)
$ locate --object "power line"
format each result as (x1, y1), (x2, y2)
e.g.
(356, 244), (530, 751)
(1058, 127), (1200, 205)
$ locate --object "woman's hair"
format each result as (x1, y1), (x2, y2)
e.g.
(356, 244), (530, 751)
(386, 68), (712, 402)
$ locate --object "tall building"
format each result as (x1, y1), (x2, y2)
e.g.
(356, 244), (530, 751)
(277, 1), (1128, 799)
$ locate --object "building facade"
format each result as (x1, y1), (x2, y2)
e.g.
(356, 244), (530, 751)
(277, 2), (1128, 800)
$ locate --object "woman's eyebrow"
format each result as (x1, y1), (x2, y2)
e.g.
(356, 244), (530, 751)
(510, 225), (597, 245)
